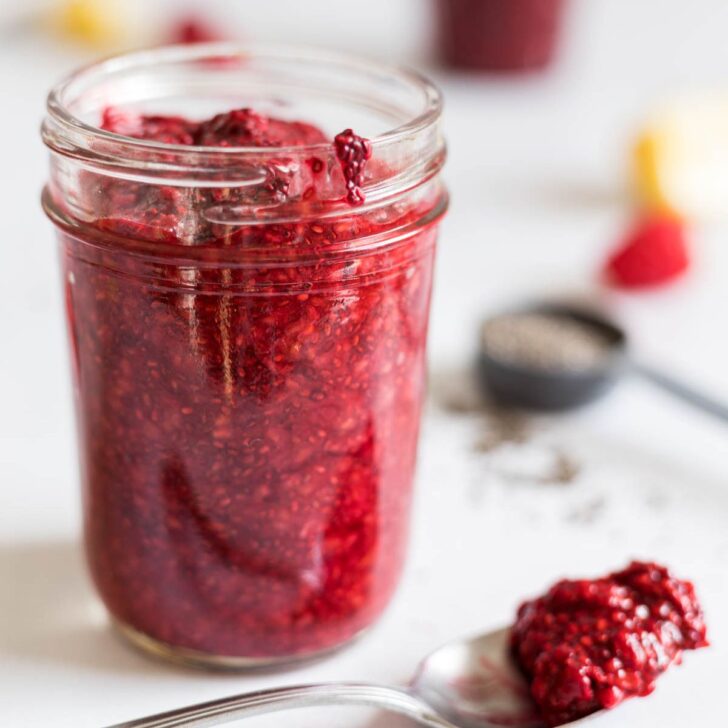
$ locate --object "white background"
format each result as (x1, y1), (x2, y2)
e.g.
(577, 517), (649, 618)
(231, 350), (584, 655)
(2, 1), (728, 726)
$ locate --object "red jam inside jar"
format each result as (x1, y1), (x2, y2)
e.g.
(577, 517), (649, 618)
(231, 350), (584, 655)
(511, 561), (708, 726)
(42, 46), (447, 665)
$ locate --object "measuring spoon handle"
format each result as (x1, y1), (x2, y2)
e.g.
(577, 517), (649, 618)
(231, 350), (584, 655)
(634, 361), (728, 423)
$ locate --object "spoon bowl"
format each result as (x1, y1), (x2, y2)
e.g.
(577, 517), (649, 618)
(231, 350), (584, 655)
(413, 628), (543, 728)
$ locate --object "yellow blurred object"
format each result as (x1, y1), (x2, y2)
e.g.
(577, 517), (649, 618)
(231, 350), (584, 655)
(50, 0), (129, 48)
(633, 130), (674, 213)
(633, 95), (728, 220)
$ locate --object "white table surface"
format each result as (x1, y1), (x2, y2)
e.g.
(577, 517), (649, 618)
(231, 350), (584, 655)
(2, 1), (728, 726)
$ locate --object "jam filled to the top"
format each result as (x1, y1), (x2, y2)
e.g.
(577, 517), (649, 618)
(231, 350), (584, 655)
(56, 107), (442, 660)
(511, 561), (708, 726)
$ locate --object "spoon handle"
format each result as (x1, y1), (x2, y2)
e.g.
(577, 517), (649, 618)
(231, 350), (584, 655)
(634, 361), (728, 423)
(105, 682), (457, 728)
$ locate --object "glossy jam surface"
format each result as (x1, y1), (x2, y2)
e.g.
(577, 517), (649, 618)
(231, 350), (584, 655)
(59, 108), (440, 660)
(511, 561), (708, 726)
(437, 0), (566, 71)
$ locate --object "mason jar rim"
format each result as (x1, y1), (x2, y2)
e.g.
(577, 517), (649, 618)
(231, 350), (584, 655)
(42, 41), (443, 162)
(42, 42), (447, 260)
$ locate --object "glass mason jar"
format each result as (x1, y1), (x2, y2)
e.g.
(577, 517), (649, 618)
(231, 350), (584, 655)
(42, 44), (447, 667)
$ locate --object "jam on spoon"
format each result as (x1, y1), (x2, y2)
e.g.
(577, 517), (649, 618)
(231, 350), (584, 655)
(511, 560), (708, 726)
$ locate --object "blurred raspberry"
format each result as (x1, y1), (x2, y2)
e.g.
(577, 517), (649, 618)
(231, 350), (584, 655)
(168, 16), (226, 44)
(604, 216), (690, 288)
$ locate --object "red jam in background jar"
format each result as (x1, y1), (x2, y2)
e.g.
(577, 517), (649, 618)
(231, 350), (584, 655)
(436, 0), (567, 72)
(42, 46), (447, 666)
(511, 561), (708, 726)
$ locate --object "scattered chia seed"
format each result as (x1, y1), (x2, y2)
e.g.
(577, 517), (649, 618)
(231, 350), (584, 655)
(473, 410), (530, 453)
(548, 450), (581, 485)
(567, 496), (607, 524)
(430, 365), (582, 486)
(429, 365), (532, 448)
(481, 313), (613, 373)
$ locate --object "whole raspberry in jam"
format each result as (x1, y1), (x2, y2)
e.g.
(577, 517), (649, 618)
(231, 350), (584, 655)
(604, 215), (690, 288)
(334, 128), (373, 206)
(101, 108), (198, 145)
(195, 108), (328, 149)
(195, 108), (273, 147)
(511, 561), (708, 726)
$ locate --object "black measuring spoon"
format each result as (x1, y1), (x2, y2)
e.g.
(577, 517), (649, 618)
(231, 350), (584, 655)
(478, 303), (728, 421)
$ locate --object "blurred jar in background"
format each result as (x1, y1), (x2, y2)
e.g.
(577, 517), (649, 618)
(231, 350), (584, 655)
(436, 0), (568, 72)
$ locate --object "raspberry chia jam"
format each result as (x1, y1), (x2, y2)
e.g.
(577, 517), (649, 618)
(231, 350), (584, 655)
(42, 44), (447, 667)
(512, 561), (708, 726)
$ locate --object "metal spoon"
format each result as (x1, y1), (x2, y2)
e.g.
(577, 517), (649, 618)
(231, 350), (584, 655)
(478, 303), (728, 420)
(107, 626), (598, 728)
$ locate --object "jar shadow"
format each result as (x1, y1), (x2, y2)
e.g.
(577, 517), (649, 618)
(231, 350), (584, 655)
(0, 539), (384, 680)
(0, 539), (195, 675)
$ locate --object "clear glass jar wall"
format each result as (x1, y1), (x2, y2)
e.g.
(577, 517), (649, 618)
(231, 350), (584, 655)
(42, 44), (447, 666)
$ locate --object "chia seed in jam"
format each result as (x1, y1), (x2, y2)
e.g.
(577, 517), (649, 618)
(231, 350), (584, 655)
(511, 561), (708, 726)
(45, 65), (446, 665)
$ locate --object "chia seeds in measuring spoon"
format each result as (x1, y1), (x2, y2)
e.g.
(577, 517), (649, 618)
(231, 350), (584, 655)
(482, 312), (614, 373)
(478, 307), (627, 411)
